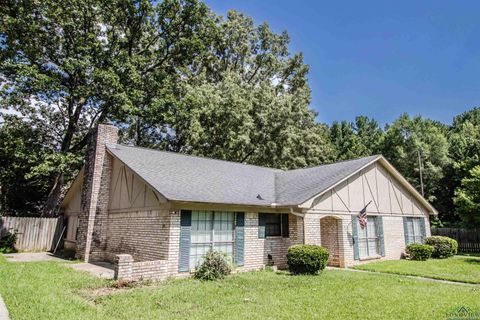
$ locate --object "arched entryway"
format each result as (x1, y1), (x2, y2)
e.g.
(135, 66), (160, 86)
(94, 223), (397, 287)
(320, 216), (343, 267)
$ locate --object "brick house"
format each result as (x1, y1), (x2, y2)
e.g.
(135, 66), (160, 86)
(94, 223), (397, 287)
(60, 124), (437, 281)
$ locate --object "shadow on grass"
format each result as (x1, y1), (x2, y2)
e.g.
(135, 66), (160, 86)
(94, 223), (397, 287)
(464, 258), (480, 265)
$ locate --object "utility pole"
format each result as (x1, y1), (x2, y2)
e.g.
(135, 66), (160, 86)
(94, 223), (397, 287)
(417, 150), (424, 197)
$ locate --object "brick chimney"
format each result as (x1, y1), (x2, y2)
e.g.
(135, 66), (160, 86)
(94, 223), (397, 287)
(76, 124), (119, 262)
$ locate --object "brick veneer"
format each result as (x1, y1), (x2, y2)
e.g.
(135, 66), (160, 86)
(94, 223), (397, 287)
(114, 254), (169, 281)
(77, 124), (119, 262)
(239, 212), (303, 271)
(105, 209), (170, 262)
(320, 217), (342, 267)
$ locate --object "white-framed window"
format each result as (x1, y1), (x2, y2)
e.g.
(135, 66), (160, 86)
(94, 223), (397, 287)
(357, 216), (380, 259)
(189, 211), (235, 269)
(405, 217), (425, 245)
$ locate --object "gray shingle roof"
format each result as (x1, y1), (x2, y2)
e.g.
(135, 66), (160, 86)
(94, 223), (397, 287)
(106, 144), (379, 207)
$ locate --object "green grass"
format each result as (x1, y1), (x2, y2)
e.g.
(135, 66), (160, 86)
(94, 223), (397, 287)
(353, 255), (480, 284)
(0, 254), (479, 320)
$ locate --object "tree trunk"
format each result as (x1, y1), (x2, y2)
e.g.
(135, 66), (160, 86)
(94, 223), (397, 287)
(41, 172), (64, 217)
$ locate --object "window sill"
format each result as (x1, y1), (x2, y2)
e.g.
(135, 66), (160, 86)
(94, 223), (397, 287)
(359, 255), (382, 261)
(265, 236), (288, 239)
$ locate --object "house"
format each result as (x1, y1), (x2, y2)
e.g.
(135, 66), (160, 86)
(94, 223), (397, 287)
(61, 124), (436, 281)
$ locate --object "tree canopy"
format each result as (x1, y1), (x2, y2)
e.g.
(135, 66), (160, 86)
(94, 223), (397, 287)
(0, 0), (479, 227)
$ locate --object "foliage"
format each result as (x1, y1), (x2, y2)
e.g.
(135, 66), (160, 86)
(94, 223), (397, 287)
(381, 114), (450, 206)
(0, 230), (17, 253)
(287, 244), (329, 275)
(0, 0), (332, 215)
(0, 0), (479, 226)
(453, 165), (480, 228)
(0, 255), (479, 319)
(354, 255), (480, 284)
(424, 236), (458, 259)
(0, 116), (58, 216)
(193, 249), (232, 281)
(405, 244), (433, 261)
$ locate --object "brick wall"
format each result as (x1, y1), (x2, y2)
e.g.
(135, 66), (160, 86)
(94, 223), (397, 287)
(320, 217), (342, 266)
(77, 124), (118, 262)
(239, 212), (302, 271)
(114, 254), (169, 281)
(105, 209), (171, 262)
(304, 214), (321, 246)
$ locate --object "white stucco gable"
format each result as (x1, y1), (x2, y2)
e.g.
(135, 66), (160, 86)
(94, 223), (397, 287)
(299, 156), (436, 217)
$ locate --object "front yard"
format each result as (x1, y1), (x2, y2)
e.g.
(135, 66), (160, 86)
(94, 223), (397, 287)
(0, 254), (479, 320)
(353, 255), (480, 284)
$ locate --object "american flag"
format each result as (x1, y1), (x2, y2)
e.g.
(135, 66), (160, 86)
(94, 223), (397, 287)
(358, 201), (372, 230)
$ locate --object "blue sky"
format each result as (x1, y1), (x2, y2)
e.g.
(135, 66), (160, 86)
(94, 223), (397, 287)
(205, 0), (480, 126)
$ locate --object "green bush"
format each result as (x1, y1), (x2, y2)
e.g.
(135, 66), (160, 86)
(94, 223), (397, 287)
(0, 230), (17, 253)
(424, 236), (458, 259)
(405, 243), (434, 261)
(287, 244), (329, 275)
(194, 249), (232, 281)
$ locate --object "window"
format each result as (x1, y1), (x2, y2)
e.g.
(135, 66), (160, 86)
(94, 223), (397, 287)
(405, 217), (425, 245)
(259, 213), (289, 238)
(265, 214), (281, 236)
(357, 216), (380, 259)
(189, 211), (235, 269)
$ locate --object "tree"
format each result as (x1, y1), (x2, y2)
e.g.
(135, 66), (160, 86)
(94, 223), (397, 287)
(169, 72), (335, 169)
(381, 114), (450, 211)
(454, 166), (480, 228)
(0, 116), (54, 216)
(0, 0), (218, 215)
(329, 115), (383, 160)
(447, 108), (480, 225)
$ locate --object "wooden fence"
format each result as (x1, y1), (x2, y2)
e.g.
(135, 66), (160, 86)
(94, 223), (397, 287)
(0, 216), (63, 251)
(432, 228), (480, 253)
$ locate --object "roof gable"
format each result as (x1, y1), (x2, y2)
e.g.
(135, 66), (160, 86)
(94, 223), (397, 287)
(107, 144), (279, 206)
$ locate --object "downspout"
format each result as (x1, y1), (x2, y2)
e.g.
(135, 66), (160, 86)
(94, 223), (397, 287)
(289, 207), (306, 244)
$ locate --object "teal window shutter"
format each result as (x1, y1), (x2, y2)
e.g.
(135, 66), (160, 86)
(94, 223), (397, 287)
(258, 213), (266, 238)
(403, 217), (409, 246)
(235, 212), (245, 266)
(419, 218), (427, 241)
(376, 216), (385, 257)
(281, 214), (289, 238)
(178, 210), (192, 272)
(351, 215), (360, 260)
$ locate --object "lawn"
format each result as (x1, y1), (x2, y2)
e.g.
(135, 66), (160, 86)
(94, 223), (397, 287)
(0, 254), (479, 320)
(353, 255), (480, 284)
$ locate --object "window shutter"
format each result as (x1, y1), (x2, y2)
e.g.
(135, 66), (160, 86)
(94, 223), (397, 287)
(351, 215), (360, 260)
(376, 216), (385, 257)
(178, 210), (192, 272)
(403, 217), (409, 246)
(281, 214), (289, 238)
(235, 212), (245, 266)
(419, 217), (427, 241)
(258, 213), (266, 238)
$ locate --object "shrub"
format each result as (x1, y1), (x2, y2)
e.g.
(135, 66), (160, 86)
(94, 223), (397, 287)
(194, 249), (232, 281)
(424, 236), (458, 258)
(405, 243), (434, 261)
(0, 230), (17, 253)
(287, 244), (329, 275)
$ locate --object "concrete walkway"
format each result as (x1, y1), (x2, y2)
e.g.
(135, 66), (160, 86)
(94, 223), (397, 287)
(328, 266), (480, 287)
(4, 252), (114, 279)
(3, 252), (65, 263)
(0, 294), (9, 320)
(67, 262), (115, 279)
